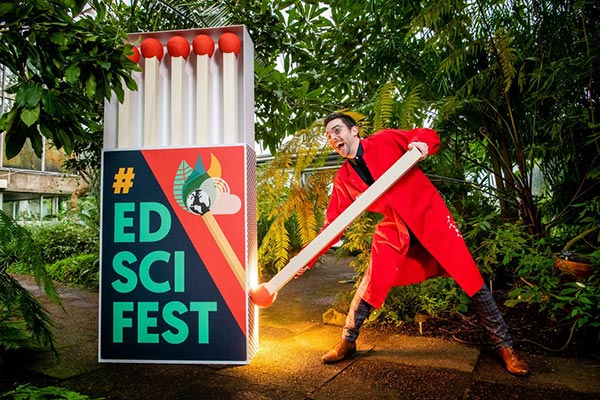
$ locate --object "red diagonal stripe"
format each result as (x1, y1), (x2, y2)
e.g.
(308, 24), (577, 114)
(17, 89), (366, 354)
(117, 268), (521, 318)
(141, 148), (246, 335)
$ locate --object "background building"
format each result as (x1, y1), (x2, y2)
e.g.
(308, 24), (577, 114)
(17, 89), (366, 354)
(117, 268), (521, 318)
(0, 65), (86, 222)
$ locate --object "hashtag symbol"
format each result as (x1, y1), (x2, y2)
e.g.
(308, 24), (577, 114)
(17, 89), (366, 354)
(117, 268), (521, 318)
(113, 167), (135, 194)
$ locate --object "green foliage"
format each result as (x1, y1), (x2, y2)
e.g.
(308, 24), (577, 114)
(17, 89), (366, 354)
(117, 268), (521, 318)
(0, 211), (58, 353)
(466, 218), (533, 279)
(257, 124), (334, 277)
(557, 197), (600, 256)
(505, 241), (600, 344)
(47, 254), (99, 289)
(338, 212), (381, 278)
(0, 319), (31, 351)
(26, 220), (98, 265)
(114, 0), (232, 32)
(0, 384), (103, 400)
(371, 278), (470, 326)
(0, 0), (138, 158)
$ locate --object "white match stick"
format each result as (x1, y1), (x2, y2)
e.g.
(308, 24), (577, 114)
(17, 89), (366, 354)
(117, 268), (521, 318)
(167, 36), (190, 147)
(218, 32), (241, 144)
(192, 34), (215, 146)
(140, 38), (164, 147)
(117, 45), (139, 149)
(251, 147), (423, 307)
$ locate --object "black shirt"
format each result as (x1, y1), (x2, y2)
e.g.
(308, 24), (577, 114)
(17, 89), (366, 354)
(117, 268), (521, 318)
(349, 142), (375, 185)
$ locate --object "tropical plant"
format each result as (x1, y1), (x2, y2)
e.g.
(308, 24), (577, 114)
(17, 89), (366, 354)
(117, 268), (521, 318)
(0, 0), (139, 159)
(46, 254), (99, 289)
(25, 219), (98, 265)
(0, 211), (59, 353)
(113, 0), (233, 32)
(257, 124), (334, 277)
(407, 0), (599, 238)
(0, 384), (102, 400)
(506, 240), (600, 347)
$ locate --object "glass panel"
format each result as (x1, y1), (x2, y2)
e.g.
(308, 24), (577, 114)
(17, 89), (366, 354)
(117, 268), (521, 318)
(41, 197), (55, 221)
(15, 197), (40, 222)
(3, 138), (42, 170)
(1, 200), (11, 216)
(44, 140), (68, 173)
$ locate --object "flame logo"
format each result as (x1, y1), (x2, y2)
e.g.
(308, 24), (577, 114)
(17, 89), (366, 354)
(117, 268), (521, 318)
(174, 153), (241, 215)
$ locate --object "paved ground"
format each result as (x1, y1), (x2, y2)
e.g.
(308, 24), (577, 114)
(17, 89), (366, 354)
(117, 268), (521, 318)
(2, 254), (600, 399)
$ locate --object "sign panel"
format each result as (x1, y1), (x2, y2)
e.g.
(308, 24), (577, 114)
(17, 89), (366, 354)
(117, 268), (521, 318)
(99, 145), (255, 363)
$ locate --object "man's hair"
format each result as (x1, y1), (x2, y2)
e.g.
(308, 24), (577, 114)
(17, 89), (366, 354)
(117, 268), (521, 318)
(324, 112), (357, 128)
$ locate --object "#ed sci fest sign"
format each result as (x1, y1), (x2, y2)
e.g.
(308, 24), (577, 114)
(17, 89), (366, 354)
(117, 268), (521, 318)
(99, 146), (257, 364)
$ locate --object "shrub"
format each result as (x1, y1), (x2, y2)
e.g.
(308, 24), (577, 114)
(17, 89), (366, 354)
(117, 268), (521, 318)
(369, 278), (470, 325)
(47, 254), (99, 289)
(463, 215), (534, 283)
(27, 220), (98, 264)
(505, 238), (600, 348)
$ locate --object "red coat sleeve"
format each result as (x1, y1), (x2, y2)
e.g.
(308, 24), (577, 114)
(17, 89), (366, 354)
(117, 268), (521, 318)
(380, 127), (440, 156)
(409, 128), (441, 156)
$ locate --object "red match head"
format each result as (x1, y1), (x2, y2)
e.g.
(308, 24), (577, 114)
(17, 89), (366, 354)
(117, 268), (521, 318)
(192, 34), (215, 57)
(167, 36), (190, 59)
(126, 45), (140, 64)
(141, 38), (164, 61)
(218, 32), (241, 56)
(250, 283), (277, 308)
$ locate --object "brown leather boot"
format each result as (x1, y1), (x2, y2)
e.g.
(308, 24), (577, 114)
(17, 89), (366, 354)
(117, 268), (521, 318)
(321, 340), (356, 364)
(498, 347), (530, 376)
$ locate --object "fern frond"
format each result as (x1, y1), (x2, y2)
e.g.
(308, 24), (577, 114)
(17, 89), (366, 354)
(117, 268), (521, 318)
(494, 29), (517, 94)
(258, 216), (291, 274)
(373, 82), (397, 131)
(154, 0), (232, 28)
(398, 84), (424, 128)
(292, 188), (319, 245)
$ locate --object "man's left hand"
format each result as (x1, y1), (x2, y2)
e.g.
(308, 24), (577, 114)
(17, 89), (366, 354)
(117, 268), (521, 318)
(294, 265), (311, 279)
(408, 142), (429, 161)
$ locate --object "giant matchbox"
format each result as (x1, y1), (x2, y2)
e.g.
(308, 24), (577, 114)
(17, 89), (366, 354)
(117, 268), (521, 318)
(100, 26), (257, 364)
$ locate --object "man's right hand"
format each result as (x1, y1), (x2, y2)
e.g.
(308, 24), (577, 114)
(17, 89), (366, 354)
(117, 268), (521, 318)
(408, 141), (429, 161)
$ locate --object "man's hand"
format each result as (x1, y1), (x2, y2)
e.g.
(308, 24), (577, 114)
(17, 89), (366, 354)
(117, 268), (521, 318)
(295, 255), (319, 278)
(294, 264), (311, 279)
(408, 142), (429, 161)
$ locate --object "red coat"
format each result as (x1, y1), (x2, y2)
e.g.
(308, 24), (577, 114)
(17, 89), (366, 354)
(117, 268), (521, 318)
(321, 128), (484, 308)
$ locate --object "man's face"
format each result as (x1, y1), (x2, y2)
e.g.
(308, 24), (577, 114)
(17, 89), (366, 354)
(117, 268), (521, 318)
(325, 118), (359, 158)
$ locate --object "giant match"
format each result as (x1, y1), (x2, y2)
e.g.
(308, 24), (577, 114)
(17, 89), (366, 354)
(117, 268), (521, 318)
(250, 147), (422, 308)
(166, 35), (190, 146)
(140, 37), (164, 147)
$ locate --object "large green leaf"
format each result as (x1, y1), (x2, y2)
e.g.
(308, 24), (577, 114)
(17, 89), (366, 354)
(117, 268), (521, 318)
(20, 106), (40, 127)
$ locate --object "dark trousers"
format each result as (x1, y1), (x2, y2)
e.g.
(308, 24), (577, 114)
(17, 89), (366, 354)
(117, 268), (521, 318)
(342, 283), (514, 350)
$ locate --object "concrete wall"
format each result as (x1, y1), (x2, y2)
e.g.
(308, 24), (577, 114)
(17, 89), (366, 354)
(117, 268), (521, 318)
(0, 168), (87, 196)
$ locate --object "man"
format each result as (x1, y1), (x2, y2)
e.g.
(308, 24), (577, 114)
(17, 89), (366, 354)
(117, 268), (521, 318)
(298, 112), (529, 376)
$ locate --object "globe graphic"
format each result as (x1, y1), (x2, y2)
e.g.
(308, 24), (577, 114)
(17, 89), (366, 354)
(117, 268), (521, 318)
(186, 188), (211, 215)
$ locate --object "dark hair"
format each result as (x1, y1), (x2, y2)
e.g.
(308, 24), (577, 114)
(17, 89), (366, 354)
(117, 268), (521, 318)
(324, 112), (357, 129)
